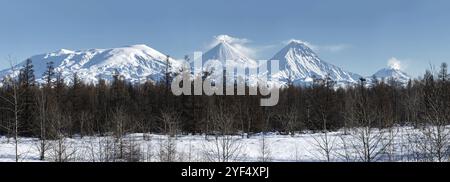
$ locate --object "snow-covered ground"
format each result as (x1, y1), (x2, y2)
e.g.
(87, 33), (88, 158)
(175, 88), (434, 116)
(1, 126), (449, 162)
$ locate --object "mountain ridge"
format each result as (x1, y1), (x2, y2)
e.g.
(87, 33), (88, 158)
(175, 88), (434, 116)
(0, 44), (181, 85)
(369, 67), (411, 85)
(270, 41), (362, 86)
(0, 42), (412, 87)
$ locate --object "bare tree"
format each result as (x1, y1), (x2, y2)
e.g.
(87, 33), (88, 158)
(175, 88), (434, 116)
(348, 127), (391, 162)
(157, 135), (178, 162)
(336, 134), (355, 162)
(48, 108), (76, 162)
(159, 109), (181, 138)
(49, 135), (76, 162)
(122, 136), (141, 162)
(91, 136), (116, 162)
(311, 131), (336, 162)
(346, 78), (391, 162)
(415, 68), (450, 162)
(157, 110), (181, 162)
(291, 143), (301, 162)
(79, 111), (91, 138)
(142, 140), (154, 162)
(35, 89), (50, 160)
(185, 138), (194, 162)
(385, 126), (399, 161)
(0, 62), (24, 162)
(202, 105), (243, 162)
(110, 107), (130, 161)
(257, 134), (272, 162)
(310, 111), (336, 162)
(417, 101), (450, 162)
(277, 107), (298, 136)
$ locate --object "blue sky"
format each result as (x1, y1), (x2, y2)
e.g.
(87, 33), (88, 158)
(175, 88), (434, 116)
(0, 0), (449, 77)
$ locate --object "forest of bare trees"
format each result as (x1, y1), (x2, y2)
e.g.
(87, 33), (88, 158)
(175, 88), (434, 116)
(0, 59), (449, 162)
(0, 60), (449, 136)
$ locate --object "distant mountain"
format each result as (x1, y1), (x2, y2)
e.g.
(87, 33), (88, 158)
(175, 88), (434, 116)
(200, 41), (258, 73)
(270, 40), (362, 86)
(0, 44), (181, 85)
(0, 40), (414, 88)
(370, 67), (411, 85)
(197, 41), (259, 85)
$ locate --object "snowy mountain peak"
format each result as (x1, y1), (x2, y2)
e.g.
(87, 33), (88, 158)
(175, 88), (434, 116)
(287, 39), (312, 48)
(0, 41), (415, 88)
(56, 49), (75, 54)
(280, 41), (320, 62)
(271, 40), (361, 85)
(371, 67), (411, 84)
(202, 42), (257, 67)
(389, 66), (401, 71)
(0, 44), (180, 85)
(204, 42), (246, 61)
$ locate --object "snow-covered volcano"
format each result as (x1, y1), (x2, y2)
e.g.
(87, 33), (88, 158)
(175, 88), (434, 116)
(370, 67), (411, 85)
(195, 41), (259, 85)
(270, 40), (362, 85)
(201, 41), (258, 69)
(0, 40), (413, 88)
(0, 44), (181, 85)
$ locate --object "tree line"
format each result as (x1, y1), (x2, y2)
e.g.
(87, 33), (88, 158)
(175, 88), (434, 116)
(0, 59), (449, 140)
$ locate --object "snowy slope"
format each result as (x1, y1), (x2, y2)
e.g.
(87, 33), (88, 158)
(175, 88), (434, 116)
(270, 40), (362, 86)
(370, 67), (411, 85)
(1, 40), (414, 88)
(196, 41), (260, 85)
(0, 45), (181, 85)
(201, 41), (258, 71)
(1, 126), (445, 162)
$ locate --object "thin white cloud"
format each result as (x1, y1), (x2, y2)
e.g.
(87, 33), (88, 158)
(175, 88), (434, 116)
(388, 57), (404, 70)
(208, 34), (257, 58)
(284, 39), (350, 53)
(214, 34), (250, 45)
(205, 36), (351, 59)
(283, 39), (318, 50)
(321, 44), (350, 53)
